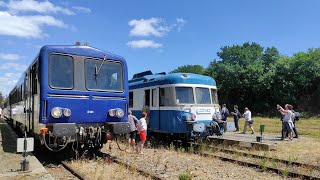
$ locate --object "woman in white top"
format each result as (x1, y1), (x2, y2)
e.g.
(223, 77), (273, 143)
(242, 107), (255, 134)
(137, 112), (147, 154)
(277, 104), (294, 140)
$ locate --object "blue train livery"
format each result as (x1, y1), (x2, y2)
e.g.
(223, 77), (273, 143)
(4, 45), (130, 152)
(129, 71), (220, 141)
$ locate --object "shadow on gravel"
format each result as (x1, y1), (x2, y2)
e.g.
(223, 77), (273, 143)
(0, 119), (17, 153)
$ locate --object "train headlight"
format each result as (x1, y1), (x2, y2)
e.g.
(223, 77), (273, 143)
(186, 114), (191, 121)
(51, 107), (62, 118)
(108, 109), (116, 117)
(115, 108), (124, 118)
(63, 108), (71, 117)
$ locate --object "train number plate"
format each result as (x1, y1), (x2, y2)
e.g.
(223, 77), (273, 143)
(197, 108), (211, 114)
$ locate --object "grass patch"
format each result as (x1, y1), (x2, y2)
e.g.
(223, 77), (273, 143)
(179, 172), (192, 180)
(238, 117), (320, 138)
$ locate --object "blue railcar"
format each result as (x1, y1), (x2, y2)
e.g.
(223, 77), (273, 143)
(4, 45), (130, 152)
(129, 71), (220, 141)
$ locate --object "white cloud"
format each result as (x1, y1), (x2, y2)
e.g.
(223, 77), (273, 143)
(0, 62), (28, 71)
(129, 18), (170, 37)
(0, 11), (66, 38)
(0, 53), (21, 60)
(6, 0), (75, 15)
(0, 72), (22, 95)
(175, 18), (186, 32)
(127, 40), (162, 49)
(72, 6), (91, 14)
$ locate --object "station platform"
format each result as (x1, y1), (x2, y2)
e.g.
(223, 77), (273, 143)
(207, 132), (284, 151)
(0, 118), (53, 179)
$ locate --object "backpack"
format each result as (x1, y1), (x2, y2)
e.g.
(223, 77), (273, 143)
(237, 111), (242, 118)
(294, 111), (300, 121)
(224, 108), (230, 117)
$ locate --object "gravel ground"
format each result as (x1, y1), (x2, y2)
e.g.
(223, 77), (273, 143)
(102, 144), (283, 180)
(68, 160), (151, 180)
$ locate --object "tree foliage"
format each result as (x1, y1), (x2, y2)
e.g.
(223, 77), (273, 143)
(172, 42), (320, 115)
(170, 65), (205, 75)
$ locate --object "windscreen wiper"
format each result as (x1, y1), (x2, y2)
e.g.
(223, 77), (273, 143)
(94, 54), (107, 79)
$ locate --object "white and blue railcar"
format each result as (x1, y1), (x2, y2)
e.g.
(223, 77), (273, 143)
(129, 71), (220, 141)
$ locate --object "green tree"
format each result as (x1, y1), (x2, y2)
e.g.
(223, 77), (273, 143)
(170, 65), (205, 75)
(205, 42), (280, 113)
(0, 91), (5, 108)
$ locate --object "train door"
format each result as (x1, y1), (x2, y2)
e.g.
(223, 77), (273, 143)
(144, 89), (150, 128)
(151, 88), (160, 130)
(24, 72), (29, 131)
(25, 63), (37, 133)
(30, 63), (37, 133)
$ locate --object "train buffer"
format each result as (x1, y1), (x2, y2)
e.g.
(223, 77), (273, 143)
(207, 132), (282, 151)
(0, 118), (53, 179)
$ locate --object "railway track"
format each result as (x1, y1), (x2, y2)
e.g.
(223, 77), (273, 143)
(36, 149), (163, 180)
(192, 144), (320, 180)
(208, 147), (320, 171)
(100, 152), (164, 180)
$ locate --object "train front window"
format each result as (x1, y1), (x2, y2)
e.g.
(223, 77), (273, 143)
(175, 87), (194, 104)
(49, 54), (74, 89)
(85, 59), (123, 92)
(211, 89), (218, 104)
(195, 87), (211, 104)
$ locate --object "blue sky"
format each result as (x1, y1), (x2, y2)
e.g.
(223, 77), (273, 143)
(0, 0), (320, 94)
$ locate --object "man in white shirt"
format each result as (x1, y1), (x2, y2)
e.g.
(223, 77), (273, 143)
(137, 112), (147, 154)
(242, 107), (255, 134)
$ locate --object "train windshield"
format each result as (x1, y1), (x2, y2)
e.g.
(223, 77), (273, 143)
(211, 89), (218, 104)
(85, 59), (123, 92)
(49, 54), (74, 89)
(175, 87), (194, 104)
(176, 87), (194, 104)
(195, 87), (211, 104)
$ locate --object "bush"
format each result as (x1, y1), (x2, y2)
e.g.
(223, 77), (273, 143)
(179, 172), (192, 180)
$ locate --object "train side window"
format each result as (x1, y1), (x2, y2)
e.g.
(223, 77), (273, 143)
(31, 63), (38, 95)
(152, 89), (157, 107)
(211, 89), (218, 104)
(159, 87), (175, 106)
(129, 91), (133, 108)
(144, 89), (150, 106)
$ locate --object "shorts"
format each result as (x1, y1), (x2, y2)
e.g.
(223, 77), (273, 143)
(139, 130), (147, 141)
(283, 122), (293, 133)
(129, 130), (137, 139)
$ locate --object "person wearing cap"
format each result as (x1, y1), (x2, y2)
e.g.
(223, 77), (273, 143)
(242, 107), (255, 134)
(128, 110), (139, 150)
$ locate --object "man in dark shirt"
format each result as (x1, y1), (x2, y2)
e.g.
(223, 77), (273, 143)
(221, 104), (229, 132)
(231, 105), (240, 132)
(128, 110), (139, 150)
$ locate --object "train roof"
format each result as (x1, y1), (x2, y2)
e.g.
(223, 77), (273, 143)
(40, 45), (125, 62)
(129, 72), (216, 90)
